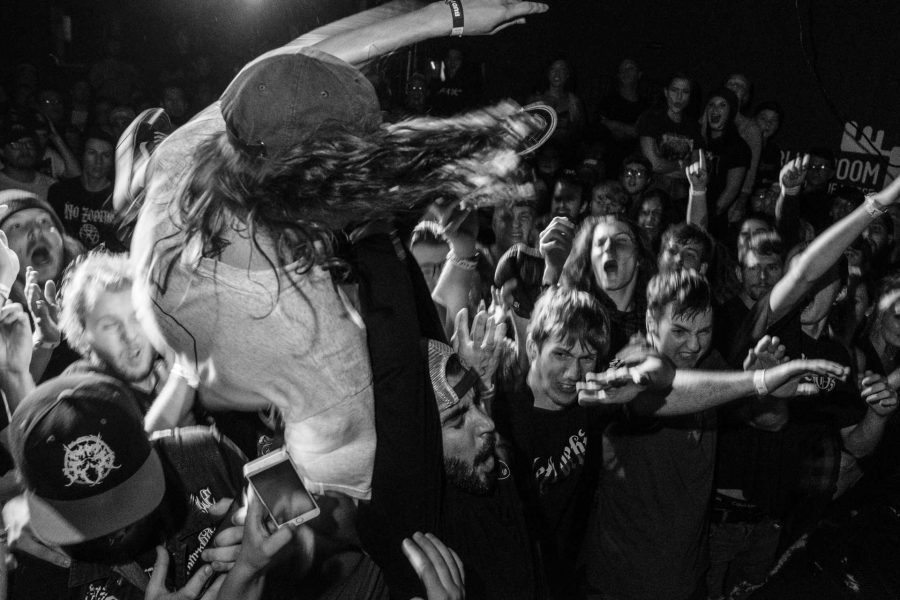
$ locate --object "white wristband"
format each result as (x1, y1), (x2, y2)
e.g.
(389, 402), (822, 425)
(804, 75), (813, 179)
(754, 369), (769, 397)
(782, 185), (801, 196)
(864, 193), (887, 218)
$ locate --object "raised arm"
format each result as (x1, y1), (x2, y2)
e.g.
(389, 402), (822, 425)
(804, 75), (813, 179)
(685, 151), (709, 229)
(769, 161), (900, 321)
(266, 0), (549, 67)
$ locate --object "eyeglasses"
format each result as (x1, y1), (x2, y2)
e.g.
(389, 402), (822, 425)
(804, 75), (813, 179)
(7, 139), (37, 150)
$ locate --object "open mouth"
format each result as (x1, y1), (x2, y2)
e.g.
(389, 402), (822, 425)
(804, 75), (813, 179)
(30, 245), (52, 267)
(603, 259), (619, 275)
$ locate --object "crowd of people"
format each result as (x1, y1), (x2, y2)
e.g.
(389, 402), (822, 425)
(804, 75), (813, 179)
(0, 0), (898, 599)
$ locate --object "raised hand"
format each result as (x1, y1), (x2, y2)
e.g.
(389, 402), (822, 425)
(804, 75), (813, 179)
(538, 216), (575, 272)
(743, 335), (787, 371)
(0, 303), (33, 376)
(403, 532), (465, 600)
(763, 358), (849, 398)
(860, 371), (899, 418)
(24, 266), (60, 347)
(452, 307), (506, 387)
(0, 230), (20, 294)
(436, 200), (479, 258)
(780, 154), (809, 194)
(578, 339), (676, 406)
(461, 0), (549, 36)
(685, 151), (709, 193)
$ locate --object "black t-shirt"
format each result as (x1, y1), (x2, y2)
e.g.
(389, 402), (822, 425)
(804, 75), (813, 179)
(715, 292), (864, 519)
(495, 382), (613, 598)
(47, 177), (118, 250)
(798, 189), (835, 235)
(758, 140), (782, 186)
(706, 132), (751, 206)
(585, 351), (724, 600)
(441, 465), (539, 600)
(635, 109), (703, 164)
(598, 93), (646, 127)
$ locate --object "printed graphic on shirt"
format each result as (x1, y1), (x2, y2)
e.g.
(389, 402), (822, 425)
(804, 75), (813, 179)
(62, 434), (120, 486)
(659, 133), (694, 162)
(533, 428), (588, 495)
(85, 582), (119, 600)
(62, 202), (116, 248)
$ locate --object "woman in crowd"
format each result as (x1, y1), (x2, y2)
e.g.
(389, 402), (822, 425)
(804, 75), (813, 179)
(560, 214), (656, 353)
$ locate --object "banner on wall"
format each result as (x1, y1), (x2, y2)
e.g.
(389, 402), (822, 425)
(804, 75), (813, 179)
(836, 121), (899, 192)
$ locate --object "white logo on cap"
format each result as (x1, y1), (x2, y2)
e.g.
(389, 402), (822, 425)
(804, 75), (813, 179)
(62, 434), (121, 487)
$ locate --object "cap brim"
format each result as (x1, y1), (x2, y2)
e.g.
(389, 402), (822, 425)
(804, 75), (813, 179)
(26, 450), (165, 546)
(517, 103), (558, 156)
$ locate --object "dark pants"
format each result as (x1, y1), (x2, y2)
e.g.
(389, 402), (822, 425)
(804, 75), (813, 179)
(706, 518), (782, 600)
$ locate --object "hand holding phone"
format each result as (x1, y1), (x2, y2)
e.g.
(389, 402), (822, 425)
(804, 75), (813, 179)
(243, 448), (320, 528)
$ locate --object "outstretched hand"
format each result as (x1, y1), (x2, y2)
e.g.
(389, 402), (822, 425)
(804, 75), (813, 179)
(461, 0), (549, 36)
(577, 338), (676, 406)
(452, 307), (506, 388)
(0, 303), (33, 375)
(403, 532), (465, 600)
(780, 154), (809, 194)
(860, 370), (899, 418)
(538, 216), (575, 272)
(25, 267), (60, 347)
(743, 335), (787, 371)
(764, 358), (849, 398)
(685, 151), (709, 193)
(0, 229), (19, 293)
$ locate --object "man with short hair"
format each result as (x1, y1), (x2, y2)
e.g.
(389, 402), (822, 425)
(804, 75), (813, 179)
(657, 222), (713, 275)
(535, 169), (585, 231)
(58, 252), (168, 413)
(48, 130), (119, 250)
(796, 148), (837, 234)
(619, 153), (652, 206)
(495, 286), (613, 598)
(579, 269), (850, 600)
(427, 337), (539, 599)
(0, 123), (56, 201)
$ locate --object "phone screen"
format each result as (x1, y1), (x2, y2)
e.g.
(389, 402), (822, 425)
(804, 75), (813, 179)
(247, 459), (317, 527)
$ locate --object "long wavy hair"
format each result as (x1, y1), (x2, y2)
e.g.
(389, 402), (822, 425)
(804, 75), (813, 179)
(559, 214), (656, 312)
(158, 101), (541, 296)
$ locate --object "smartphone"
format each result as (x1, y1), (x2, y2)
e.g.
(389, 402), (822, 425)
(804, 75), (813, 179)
(243, 448), (320, 528)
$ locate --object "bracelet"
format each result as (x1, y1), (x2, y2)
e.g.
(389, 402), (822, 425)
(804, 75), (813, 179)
(447, 250), (478, 271)
(753, 369), (769, 397)
(444, 0), (464, 37)
(36, 339), (60, 350)
(171, 362), (201, 389)
(864, 193), (887, 218)
(782, 185), (801, 196)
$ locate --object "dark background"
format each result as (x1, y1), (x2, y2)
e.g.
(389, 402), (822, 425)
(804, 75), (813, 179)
(3, 0), (898, 185)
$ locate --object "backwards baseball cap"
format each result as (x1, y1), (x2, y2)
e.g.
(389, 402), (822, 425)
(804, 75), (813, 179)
(427, 340), (480, 413)
(220, 47), (381, 159)
(0, 189), (64, 234)
(9, 374), (165, 545)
